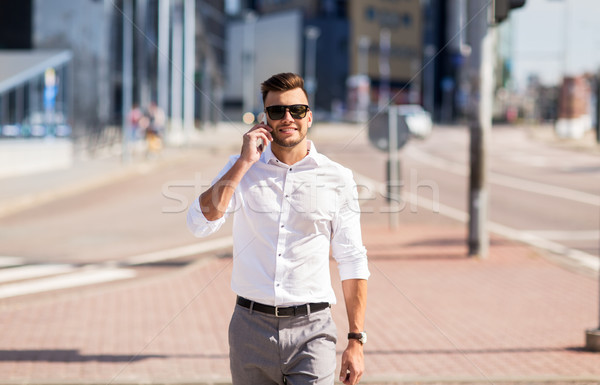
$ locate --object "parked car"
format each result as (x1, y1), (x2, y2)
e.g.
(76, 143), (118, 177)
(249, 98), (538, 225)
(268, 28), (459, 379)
(397, 104), (433, 139)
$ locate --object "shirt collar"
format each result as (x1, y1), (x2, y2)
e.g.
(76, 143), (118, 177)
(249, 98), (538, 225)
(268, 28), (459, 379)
(263, 140), (322, 167)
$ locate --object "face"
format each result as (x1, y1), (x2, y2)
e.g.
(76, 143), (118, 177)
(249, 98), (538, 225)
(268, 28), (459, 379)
(264, 88), (312, 149)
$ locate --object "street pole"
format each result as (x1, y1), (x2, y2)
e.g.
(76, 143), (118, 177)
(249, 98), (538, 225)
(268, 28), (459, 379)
(388, 106), (400, 230)
(98, 0), (113, 133)
(378, 29), (391, 109)
(596, 69), (600, 144)
(200, 56), (211, 130)
(136, 0), (150, 109)
(121, 0), (133, 164)
(183, 0), (196, 141)
(356, 35), (371, 123)
(157, 0), (170, 124)
(170, 0), (184, 145)
(242, 11), (257, 116)
(304, 26), (321, 109)
(467, 0), (493, 258)
(358, 35), (370, 77)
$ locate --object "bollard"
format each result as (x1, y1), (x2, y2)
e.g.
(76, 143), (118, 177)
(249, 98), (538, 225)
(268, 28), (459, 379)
(586, 329), (600, 352)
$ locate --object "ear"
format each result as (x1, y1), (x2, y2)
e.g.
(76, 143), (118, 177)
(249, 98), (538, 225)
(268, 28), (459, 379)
(307, 109), (313, 127)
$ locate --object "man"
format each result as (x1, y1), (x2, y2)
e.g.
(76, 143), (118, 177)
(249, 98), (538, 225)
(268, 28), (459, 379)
(187, 73), (369, 385)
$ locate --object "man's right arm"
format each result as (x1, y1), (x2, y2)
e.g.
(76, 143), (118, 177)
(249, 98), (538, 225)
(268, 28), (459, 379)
(199, 157), (253, 221)
(187, 123), (273, 236)
(201, 122), (272, 220)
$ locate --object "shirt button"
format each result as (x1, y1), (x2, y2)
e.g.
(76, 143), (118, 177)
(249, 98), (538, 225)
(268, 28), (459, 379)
(285, 195), (289, 198)
(278, 253), (282, 256)
(281, 225), (284, 228)
(289, 168), (292, 171)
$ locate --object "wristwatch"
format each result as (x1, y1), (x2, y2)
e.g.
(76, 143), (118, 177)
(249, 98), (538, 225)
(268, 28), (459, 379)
(348, 331), (367, 345)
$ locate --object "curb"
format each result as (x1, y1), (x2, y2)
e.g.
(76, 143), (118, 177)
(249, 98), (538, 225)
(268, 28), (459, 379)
(0, 148), (194, 219)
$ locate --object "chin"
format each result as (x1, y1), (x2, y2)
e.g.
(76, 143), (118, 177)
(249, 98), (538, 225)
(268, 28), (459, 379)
(273, 132), (306, 148)
(273, 139), (300, 148)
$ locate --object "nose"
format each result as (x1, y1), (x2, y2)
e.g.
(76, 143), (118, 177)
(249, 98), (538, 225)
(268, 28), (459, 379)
(281, 108), (295, 122)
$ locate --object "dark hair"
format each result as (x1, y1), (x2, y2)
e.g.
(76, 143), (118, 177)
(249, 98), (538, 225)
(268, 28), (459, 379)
(261, 73), (308, 104)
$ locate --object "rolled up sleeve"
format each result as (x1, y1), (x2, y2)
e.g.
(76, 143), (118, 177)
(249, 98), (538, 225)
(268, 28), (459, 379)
(331, 170), (370, 281)
(186, 197), (228, 237)
(186, 156), (238, 238)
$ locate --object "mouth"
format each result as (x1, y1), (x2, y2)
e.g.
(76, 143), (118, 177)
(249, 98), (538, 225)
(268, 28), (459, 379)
(277, 126), (298, 134)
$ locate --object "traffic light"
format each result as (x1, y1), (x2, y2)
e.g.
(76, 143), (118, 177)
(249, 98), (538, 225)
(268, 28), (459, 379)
(494, 0), (526, 23)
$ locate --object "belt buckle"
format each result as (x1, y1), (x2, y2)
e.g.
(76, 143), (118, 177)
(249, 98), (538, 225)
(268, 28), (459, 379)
(275, 306), (292, 318)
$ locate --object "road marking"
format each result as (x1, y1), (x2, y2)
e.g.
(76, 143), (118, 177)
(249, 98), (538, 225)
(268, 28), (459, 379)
(406, 147), (467, 175)
(407, 147), (600, 206)
(503, 153), (549, 167)
(0, 237), (233, 299)
(0, 256), (26, 268)
(0, 268), (136, 299)
(487, 223), (600, 271)
(353, 172), (600, 272)
(491, 173), (599, 206)
(0, 264), (77, 283)
(123, 236), (234, 266)
(520, 230), (599, 241)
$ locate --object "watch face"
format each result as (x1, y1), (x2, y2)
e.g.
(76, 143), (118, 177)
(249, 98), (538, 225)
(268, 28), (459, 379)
(359, 332), (367, 344)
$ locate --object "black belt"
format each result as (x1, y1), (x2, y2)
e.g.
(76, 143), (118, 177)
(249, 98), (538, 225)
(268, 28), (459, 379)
(236, 296), (330, 318)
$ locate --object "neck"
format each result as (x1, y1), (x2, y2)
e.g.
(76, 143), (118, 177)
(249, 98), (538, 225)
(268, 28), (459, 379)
(272, 140), (310, 165)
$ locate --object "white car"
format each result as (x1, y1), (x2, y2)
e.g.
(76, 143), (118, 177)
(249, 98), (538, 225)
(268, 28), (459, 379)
(397, 104), (433, 139)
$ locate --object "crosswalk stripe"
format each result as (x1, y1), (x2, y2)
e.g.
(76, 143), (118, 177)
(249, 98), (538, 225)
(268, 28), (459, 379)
(124, 236), (233, 266)
(0, 268), (136, 299)
(0, 237), (231, 299)
(0, 256), (26, 268)
(0, 264), (77, 283)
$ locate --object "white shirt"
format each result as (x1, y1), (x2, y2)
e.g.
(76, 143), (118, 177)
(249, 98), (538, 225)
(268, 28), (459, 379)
(187, 141), (370, 306)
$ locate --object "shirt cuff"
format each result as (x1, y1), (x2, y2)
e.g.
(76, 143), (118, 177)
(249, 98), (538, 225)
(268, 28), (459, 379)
(338, 255), (370, 281)
(186, 197), (226, 237)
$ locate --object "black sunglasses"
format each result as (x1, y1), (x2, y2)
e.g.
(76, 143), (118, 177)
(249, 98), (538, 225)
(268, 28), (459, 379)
(265, 104), (309, 120)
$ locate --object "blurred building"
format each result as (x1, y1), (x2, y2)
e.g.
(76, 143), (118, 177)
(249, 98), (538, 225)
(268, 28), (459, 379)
(224, 0), (434, 120)
(555, 75), (593, 138)
(349, 0), (423, 104)
(0, 1), (74, 137)
(224, 10), (303, 118)
(2, 0), (537, 137)
(0, 0), (226, 145)
(224, 0), (349, 117)
(0, 2), (32, 49)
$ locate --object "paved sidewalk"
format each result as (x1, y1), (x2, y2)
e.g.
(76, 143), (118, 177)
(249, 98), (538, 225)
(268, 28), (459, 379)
(0, 123), (599, 384)
(0, 220), (598, 384)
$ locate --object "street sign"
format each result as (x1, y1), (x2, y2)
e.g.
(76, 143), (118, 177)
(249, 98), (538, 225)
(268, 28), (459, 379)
(367, 109), (411, 151)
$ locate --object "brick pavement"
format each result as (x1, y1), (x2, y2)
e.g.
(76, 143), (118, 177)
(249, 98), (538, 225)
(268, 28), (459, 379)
(0, 219), (599, 384)
(0, 123), (599, 384)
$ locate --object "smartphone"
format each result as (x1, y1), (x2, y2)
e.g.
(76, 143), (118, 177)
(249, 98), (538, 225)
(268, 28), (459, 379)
(257, 113), (267, 152)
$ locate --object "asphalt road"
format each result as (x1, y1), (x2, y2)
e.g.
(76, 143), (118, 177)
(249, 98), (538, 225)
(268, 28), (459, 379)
(317, 124), (600, 271)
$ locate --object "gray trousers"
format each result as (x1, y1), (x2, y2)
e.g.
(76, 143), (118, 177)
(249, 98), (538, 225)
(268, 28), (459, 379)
(228, 303), (337, 385)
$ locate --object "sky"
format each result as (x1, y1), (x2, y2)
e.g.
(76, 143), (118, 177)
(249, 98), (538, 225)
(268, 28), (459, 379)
(510, 0), (600, 90)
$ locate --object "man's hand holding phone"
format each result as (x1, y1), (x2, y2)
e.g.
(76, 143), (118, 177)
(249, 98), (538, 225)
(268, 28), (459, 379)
(241, 112), (272, 165)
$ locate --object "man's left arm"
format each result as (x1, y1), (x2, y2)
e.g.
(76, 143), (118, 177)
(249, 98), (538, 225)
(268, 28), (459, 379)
(339, 278), (367, 385)
(331, 168), (370, 385)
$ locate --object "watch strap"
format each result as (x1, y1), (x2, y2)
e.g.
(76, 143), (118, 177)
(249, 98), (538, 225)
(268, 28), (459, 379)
(348, 332), (366, 344)
(348, 332), (362, 340)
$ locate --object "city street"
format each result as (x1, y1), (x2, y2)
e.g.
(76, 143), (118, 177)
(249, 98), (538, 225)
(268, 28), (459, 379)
(0, 122), (599, 383)
(318, 124), (600, 274)
(3, 123), (598, 280)
(2, 0), (600, 382)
